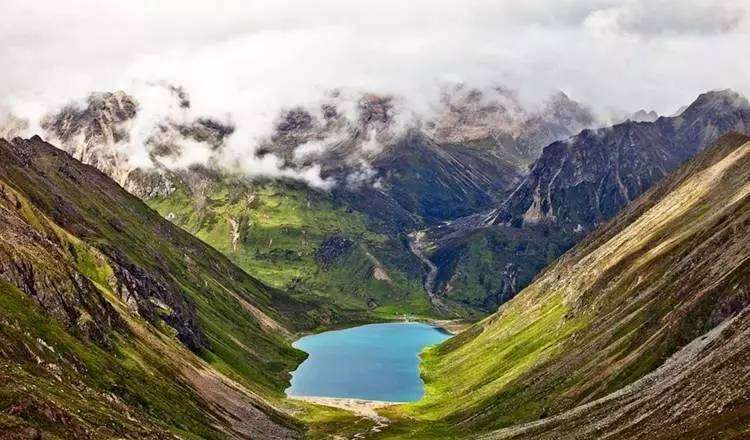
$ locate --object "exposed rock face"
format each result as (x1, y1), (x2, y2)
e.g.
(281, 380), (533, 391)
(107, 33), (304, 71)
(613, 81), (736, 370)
(38, 90), (235, 201)
(19, 85), (597, 316)
(357, 93), (395, 129)
(0, 137), (205, 351)
(0, 135), (331, 438)
(0, 183), (120, 345)
(426, 89), (750, 312)
(428, 85), (526, 143)
(104, 247), (206, 351)
(491, 89), (750, 233)
(628, 109), (659, 122)
(41, 91), (138, 183)
(426, 86), (596, 167)
(415, 133), (750, 437)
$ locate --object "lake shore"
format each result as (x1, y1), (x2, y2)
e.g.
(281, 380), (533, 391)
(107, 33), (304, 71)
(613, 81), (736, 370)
(289, 395), (395, 422)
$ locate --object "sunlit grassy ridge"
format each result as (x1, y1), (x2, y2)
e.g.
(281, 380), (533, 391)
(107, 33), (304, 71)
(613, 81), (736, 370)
(375, 133), (750, 438)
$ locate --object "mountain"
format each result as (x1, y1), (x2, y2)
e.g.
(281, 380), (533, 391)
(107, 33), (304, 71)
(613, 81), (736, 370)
(425, 86), (596, 168)
(0, 136), (357, 438)
(18, 85), (595, 319)
(382, 132), (750, 438)
(424, 89), (750, 311)
(491, 89), (750, 231)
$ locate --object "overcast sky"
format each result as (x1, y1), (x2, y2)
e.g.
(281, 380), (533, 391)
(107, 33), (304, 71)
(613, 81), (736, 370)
(2, 0), (750, 130)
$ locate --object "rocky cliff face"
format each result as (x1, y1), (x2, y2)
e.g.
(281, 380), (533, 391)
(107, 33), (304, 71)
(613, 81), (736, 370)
(41, 91), (138, 184)
(423, 90), (750, 312)
(38, 90), (236, 201)
(0, 181), (121, 346)
(8, 85), (595, 317)
(425, 86), (596, 167)
(491, 89), (750, 233)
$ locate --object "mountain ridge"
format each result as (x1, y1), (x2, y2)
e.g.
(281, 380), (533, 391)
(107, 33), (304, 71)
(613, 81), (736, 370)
(384, 132), (750, 438)
(0, 134), (364, 439)
(422, 89), (750, 311)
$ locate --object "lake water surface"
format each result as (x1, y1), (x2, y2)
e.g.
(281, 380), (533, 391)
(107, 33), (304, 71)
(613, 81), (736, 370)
(286, 322), (451, 402)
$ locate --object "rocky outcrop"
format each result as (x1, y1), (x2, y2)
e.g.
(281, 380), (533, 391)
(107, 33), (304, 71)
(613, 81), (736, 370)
(628, 109), (659, 122)
(0, 176), (120, 346)
(0, 135), (318, 438)
(425, 90), (750, 312)
(491, 89), (750, 233)
(104, 247), (206, 351)
(426, 86), (596, 167)
(41, 91), (138, 184)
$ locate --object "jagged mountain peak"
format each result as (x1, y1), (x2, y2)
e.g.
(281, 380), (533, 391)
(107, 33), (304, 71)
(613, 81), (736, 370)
(415, 132), (750, 437)
(493, 89), (750, 230)
(681, 88), (750, 116)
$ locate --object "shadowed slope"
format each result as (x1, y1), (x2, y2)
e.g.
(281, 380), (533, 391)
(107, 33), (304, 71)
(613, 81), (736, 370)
(0, 136), (353, 438)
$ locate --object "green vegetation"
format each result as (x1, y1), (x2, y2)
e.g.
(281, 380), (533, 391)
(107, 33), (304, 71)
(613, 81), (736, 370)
(375, 134), (750, 437)
(284, 400), (379, 439)
(0, 281), (228, 439)
(0, 138), (320, 436)
(148, 179), (436, 318)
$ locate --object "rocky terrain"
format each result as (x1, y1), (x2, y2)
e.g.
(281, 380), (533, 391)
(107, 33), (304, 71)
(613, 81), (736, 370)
(423, 89), (750, 311)
(425, 85), (596, 168)
(3, 85), (595, 319)
(2, 100), (750, 439)
(380, 132), (750, 439)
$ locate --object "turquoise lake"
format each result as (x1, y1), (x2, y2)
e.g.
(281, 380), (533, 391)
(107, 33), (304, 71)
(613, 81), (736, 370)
(286, 322), (451, 402)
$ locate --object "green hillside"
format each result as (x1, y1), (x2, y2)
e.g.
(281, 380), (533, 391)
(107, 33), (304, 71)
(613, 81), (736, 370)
(379, 133), (750, 438)
(0, 136), (358, 438)
(147, 177), (444, 319)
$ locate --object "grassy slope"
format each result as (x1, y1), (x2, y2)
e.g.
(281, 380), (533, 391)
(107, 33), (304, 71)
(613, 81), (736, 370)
(377, 133), (750, 438)
(0, 190), (288, 438)
(148, 179), (436, 318)
(0, 137), (361, 437)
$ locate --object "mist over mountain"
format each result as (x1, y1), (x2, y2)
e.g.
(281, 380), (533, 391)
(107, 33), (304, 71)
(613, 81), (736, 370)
(1, 83), (596, 197)
(3, 2), (750, 439)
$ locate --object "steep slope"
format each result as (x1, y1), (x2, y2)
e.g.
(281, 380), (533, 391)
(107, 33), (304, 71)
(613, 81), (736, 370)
(0, 136), (351, 438)
(425, 86), (595, 169)
(16, 85), (594, 318)
(389, 133), (750, 438)
(426, 90), (750, 311)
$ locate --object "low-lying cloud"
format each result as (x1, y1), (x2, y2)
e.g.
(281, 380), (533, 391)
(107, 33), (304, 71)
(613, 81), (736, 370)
(2, 0), (749, 187)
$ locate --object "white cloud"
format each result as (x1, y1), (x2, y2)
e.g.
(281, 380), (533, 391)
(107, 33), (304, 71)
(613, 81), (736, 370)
(294, 141), (328, 161)
(1, 0), (749, 156)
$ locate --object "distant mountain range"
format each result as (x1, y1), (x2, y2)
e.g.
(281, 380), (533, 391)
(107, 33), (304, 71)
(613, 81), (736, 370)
(424, 89), (750, 310)
(0, 84), (596, 318)
(3, 87), (750, 319)
(0, 135), (360, 439)
(2, 90), (750, 438)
